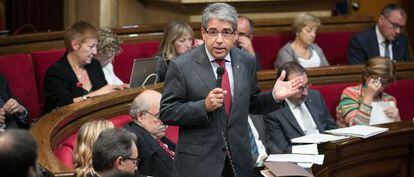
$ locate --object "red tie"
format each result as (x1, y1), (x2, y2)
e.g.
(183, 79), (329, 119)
(215, 59), (232, 117)
(157, 139), (175, 159)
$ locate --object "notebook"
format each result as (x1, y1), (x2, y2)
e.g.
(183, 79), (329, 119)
(129, 58), (158, 88)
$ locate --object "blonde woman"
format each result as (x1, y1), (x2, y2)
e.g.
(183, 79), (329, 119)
(275, 13), (329, 68)
(73, 120), (114, 177)
(96, 28), (127, 86)
(156, 20), (199, 82)
(336, 57), (400, 127)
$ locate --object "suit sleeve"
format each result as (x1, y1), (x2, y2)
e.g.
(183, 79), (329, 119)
(348, 36), (366, 65)
(314, 91), (337, 130)
(264, 112), (292, 153)
(400, 35), (411, 61)
(0, 76), (29, 128)
(160, 61), (210, 126)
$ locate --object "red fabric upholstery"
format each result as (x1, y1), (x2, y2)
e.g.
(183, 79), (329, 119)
(385, 79), (414, 120)
(0, 54), (41, 119)
(311, 82), (356, 119)
(252, 34), (293, 70)
(315, 31), (356, 65)
(31, 49), (65, 103)
(113, 42), (160, 83)
(109, 114), (133, 127)
(53, 145), (75, 169)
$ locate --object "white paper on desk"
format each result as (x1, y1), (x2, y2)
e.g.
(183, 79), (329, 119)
(326, 125), (389, 138)
(370, 101), (395, 125)
(266, 154), (324, 165)
(291, 133), (349, 144)
(292, 144), (318, 155)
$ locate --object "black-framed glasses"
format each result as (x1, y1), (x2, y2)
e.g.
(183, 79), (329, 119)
(204, 28), (235, 38)
(382, 14), (405, 30)
(299, 83), (311, 92)
(122, 156), (139, 166)
(143, 110), (160, 119)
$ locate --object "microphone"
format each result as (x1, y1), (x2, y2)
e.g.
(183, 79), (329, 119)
(216, 67), (225, 87)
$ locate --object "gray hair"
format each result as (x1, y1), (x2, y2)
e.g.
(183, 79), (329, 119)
(381, 3), (406, 19)
(129, 95), (150, 118)
(201, 3), (238, 31)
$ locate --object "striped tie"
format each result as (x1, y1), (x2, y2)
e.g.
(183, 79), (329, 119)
(248, 124), (259, 157)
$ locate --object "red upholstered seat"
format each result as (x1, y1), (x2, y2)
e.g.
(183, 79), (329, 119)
(113, 42), (160, 83)
(31, 49), (65, 104)
(385, 78), (414, 120)
(53, 144), (75, 169)
(315, 31), (357, 65)
(0, 54), (42, 120)
(109, 114), (133, 127)
(311, 82), (356, 119)
(252, 34), (293, 70)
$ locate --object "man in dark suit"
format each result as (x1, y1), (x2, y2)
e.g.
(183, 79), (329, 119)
(265, 62), (338, 153)
(160, 3), (302, 177)
(125, 90), (175, 177)
(348, 3), (409, 64)
(0, 74), (29, 130)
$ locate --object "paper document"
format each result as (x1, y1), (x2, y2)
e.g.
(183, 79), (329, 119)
(266, 154), (324, 165)
(292, 144), (318, 155)
(291, 133), (349, 144)
(326, 125), (388, 138)
(370, 101), (395, 125)
(263, 162), (315, 177)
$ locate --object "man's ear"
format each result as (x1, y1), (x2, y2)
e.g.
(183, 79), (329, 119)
(113, 156), (124, 170)
(201, 27), (207, 41)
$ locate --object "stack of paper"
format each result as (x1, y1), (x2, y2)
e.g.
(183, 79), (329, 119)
(266, 154), (324, 165)
(291, 133), (349, 144)
(325, 125), (389, 138)
(261, 162), (314, 177)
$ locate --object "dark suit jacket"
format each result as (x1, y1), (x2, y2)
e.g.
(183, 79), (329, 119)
(42, 53), (107, 115)
(264, 90), (338, 153)
(0, 75), (29, 129)
(124, 122), (175, 177)
(160, 45), (280, 177)
(348, 25), (410, 64)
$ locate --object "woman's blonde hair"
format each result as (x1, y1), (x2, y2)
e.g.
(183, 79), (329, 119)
(73, 120), (114, 177)
(291, 12), (321, 33)
(362, 56), (396, 84)
(158, 20), (194, 61)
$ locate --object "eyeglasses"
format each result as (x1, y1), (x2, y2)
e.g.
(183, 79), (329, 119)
(299, 83), (311, 92)
(237, 32), (251, 38)
(204, 28), (235, 38)
(122, 157), (139, 166)
(382, 14), (405, 30)
(143, 110), (160, 119)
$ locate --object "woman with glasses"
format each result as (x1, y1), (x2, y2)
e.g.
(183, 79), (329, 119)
(274, 13), (329, 68)
(156, 20), (203, 82)
(336, 57), (400, 127)
(73, 120), (114, 177)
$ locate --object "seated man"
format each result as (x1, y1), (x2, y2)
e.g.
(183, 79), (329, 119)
(236, 16), (261, 70)
(0, 129), (39, 177)
(92, 128), (138, 177)
(0, 74), (29, 129)
(125, 90), (175, 177)
(264, 62), (337, 153)
(348, 3), (409, 64)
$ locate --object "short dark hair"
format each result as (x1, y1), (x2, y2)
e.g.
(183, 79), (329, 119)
(239, 16), (254, 35)
(381, 3), (406, 18)
(64, 21), (98, 53)
(276, 61), (306, 81)
(0, 129), (38, 177)
(92, 128), (137, 173)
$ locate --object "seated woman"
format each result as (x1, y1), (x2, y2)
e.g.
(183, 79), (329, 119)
(156, 20), (201, 82)
(97, 28), (128, 86)
(42, 21), (123, 115)
(274, 13), (329, 68)
(73, 120), (114, 177)
(336, 57), (400, 127)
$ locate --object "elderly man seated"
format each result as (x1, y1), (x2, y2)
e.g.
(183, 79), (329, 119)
(124, 90), (175, 177)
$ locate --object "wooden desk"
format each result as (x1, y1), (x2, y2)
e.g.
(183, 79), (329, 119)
(313, 121), (414, 177)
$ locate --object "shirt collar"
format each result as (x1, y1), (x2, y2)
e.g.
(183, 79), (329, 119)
(285, 99), (301, 109)
(375, 25), (387, 44)
(204, 45), (232, 62)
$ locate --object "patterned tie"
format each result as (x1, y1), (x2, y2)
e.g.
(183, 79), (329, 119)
(384, 41), (390, 59)
(248, 124), (259, 157)
(156, 139), (175, 159)
(215, 59), (232, 117)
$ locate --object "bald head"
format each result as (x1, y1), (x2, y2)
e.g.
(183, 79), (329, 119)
(129, 90), (162, 118)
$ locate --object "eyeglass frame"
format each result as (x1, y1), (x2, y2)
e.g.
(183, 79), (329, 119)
(299, 83), (312, 92)
(381, 14), (405, 31)
(203, 27), (236, 38)
(122, 156), (140, 166)
(143, 110), (160, 119)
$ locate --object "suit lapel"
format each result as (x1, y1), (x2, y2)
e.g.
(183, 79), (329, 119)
(281, 106), (305, 135)
(193, 45), (217, 93)
(369, 27), (381, 57)
(229, 49), (243, 125)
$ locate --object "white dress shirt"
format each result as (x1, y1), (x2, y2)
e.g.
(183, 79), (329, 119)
(285, 99), (319, 134)
(102, 63), (124, 85)
(376, 25), (393, 60)
(205, 46), (234, 97)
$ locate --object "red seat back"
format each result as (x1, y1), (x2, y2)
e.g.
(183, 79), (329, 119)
(385, 79), (414, 120)
(31, 49), (65, 103)
(113, 42), (160, 83)
(0, 54), (42, 120)
(315, 31), (356, 65)
(252, 34), (293, 70)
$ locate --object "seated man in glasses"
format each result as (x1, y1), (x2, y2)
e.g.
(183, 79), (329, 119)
(92, 128), (138, 177)
(264, 62), (337, 153)
(348, 3), (409, 64)
(125, 90), (175, 177)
